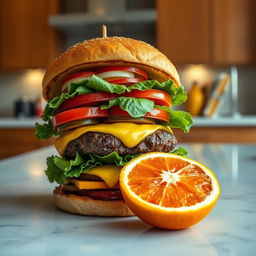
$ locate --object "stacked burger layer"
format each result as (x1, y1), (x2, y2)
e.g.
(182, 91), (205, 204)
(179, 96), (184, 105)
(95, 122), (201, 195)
(36, 37), (192, 216)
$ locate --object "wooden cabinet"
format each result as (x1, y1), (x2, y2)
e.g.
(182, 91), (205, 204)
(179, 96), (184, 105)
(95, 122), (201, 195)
(211, 0), (256, 65)
(0, 128), (55, 159)
(157, 0), (210, 64)
(0, 0), (60, 70)
(157, 0), (256, 65)
(175, 127), (256, 143)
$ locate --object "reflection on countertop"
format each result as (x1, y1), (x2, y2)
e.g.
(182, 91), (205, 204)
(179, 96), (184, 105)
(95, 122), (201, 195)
(0, 144), (256, 255)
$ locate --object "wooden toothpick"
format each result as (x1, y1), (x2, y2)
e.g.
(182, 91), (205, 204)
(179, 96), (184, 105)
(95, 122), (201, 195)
(102, 24), (107, 38)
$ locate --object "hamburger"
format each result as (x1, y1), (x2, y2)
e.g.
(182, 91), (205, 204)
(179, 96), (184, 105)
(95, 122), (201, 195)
(35, 36), (192, 216)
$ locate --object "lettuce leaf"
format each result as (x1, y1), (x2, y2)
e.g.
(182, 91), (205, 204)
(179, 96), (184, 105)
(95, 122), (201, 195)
(85, 75), (127, 94)
(101, 97), (154, 118)
(156, 105), (193, 133)
(45, 156), (67, 184)
(90, 151), (139, 165)
(41, 81), (92, 122)
(45, 147), (189, 184)
(44, 151), (138, 184)
(35, 121), (59, 139)
(85, 77), (187, 106)
(171, 146), (188, 156)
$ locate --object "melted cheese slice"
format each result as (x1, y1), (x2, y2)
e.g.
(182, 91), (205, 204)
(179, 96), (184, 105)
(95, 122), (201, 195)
(55, 123), (172, 156)
(86, 165), (121, 187)
(70, 165), (121, 188)
(70, 180), (110, 189)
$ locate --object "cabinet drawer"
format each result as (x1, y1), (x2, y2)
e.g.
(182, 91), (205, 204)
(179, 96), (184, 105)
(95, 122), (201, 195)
(0, 128), (55, 159)
(175, 127), (256, 143)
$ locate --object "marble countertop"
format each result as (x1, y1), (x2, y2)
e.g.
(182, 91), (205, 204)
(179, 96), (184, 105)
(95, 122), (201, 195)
(1, 144), (256, 255)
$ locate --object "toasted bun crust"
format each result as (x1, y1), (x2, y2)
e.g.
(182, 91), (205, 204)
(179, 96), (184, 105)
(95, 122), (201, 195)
(53, 186), (134, 217)
(43, 37), (180, 100)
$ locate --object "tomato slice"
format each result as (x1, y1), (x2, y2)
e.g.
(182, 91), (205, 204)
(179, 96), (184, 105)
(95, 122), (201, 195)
(53, 107), (108, 128)
(58, 90), (171, 113)
(109, 106), (169, 122)
(105, 77), (144, 85)
(58, 92), (116, 112)
(97, 66), (148, 80)
(61, 72), (95, 92)
(123, 89), (171, 107)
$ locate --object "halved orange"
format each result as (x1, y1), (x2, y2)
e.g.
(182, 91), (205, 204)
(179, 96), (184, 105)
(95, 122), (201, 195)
(120, 153), (220, 229)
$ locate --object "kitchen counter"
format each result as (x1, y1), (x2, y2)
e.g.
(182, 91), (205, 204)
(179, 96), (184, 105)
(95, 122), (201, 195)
(193, 116), (256, 126)
(0, 117), (256, 128)
(0, 144), (256, 255)
(0, 118), (40, 128)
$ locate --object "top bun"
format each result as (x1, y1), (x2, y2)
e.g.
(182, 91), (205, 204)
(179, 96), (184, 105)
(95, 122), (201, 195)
(42, 37), (181, 100)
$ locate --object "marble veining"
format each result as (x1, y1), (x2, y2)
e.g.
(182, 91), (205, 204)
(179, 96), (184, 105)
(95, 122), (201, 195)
(0, 144), (256, 256)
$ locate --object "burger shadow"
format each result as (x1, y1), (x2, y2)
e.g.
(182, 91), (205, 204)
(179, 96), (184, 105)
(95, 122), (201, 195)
(140, 226), (185, 235)
(137, 226), (189, 239)
(0, 194), (56, 214)
(88, 217), (151, 234)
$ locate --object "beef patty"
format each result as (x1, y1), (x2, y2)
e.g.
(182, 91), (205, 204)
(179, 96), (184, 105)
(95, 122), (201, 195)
(64, 129), (177, 159)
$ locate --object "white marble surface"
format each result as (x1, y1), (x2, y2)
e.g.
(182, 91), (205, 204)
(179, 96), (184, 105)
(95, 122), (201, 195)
(0, 144), (256, 255)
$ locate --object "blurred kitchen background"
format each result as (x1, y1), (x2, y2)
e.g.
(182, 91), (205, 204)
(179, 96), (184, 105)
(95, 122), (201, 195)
(0, 0), (256, 159)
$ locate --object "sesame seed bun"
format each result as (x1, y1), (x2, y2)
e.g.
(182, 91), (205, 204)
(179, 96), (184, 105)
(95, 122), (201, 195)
(42, 37), (181, 100)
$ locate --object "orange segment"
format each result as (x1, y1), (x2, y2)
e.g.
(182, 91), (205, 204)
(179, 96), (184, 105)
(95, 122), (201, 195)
(120, 153), (220, 230)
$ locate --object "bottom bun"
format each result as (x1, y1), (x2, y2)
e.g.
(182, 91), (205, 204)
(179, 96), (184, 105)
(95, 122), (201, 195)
(53, 186), (134, 217)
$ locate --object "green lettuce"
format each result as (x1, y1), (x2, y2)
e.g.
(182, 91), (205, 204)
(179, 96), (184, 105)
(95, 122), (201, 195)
(44, 151), (139, 184)
(45, 156), (67, 184)
(85, 76), (187, 106)
(171, 146), (188, 156)
(85, 75), (127, 94)
(156, 105), (193, 133)
(45, 147), (189, 184)
(89, 152), (139, 165)
(101, 97), (154, 118)
(41, 81), (92, 122)
(35, 121), (59, 139)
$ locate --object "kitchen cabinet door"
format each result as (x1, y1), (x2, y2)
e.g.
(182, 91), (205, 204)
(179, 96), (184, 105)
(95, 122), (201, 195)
(0, 128), (55, 159)
(157, 0), (211, 64)
(174, 127), (256, 143)
(157, 0), (256, 65)
(211, 0), (256, 65)
(0, 0), (60, 70)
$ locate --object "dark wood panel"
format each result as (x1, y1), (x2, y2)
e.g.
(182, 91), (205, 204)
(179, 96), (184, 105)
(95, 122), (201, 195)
(157, 0), (210, 64)
(0, 0), (60, 69)
(0, 128), (55, 159)
(211, 0), (256, 65)
(175, 127), (256, 143)
(157, 0), (256, 65)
